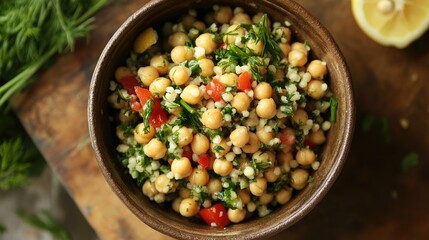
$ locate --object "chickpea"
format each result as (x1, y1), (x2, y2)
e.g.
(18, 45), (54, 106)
(134, 123), (156, 144)
(256, 98), (277, 119)
(228, 208), (247, 223)
(179, 188), (191, 199)
(137, 66), (159, 87)
(169, 65), (190, 86)
(176, 127), (194, 147)
(308, 129), (326, 145)
(252, 12), (271, 28)
(171, 157), (192, 179)
(231, 92), (251, 113)
(244, 110), (259, 127)
(211, 139), (231, 156)
(223, 25), (245, 45)
(229, 126), (250, 148)
(291, 168), (309, 190)
(258, 192), (274, 205)
(118, 108), (134, 123)
(307, 80), (327, 99)
(230, 12), (252, 25)
(237, 189), (251, 204)
(252, 150), (274, 166)
(275, 27), (292, 42)
(149, 77), (171, 97)
(142, 180), (158, 199)
(265, 166), (281, 182)
(171, 46), (194, 64)
(115, 66), (133, 81)
(292, 108), (308, 126)
(277, 151), (293, 165)
(213, 158), (233, 176)
(246, 39), (264, 56)
(150, 55), (170, 75)
(242, 133), (260, 154)
(155, 174), (175, 193)
(288, 49), (308, 67)
(215, 6), (233, 24)
(249, 177), (267, 196)
(256, 128), (273, 145)
(201, 109), (223, 129)
(219, 73), (238, 87)
(189, 168), (210, 186)
(192, 21), (206, 31)
(181, 14), (196, 30)
(276, 187), (293, 204)
(291, 42), (308, 54)
(205, 12), (216, 25)
(179, 198), (199, 217)
(116, 127), (125, 141)
(181, 84), (203, 105)
(172, 197), (182, 213)
(296, 148), (316, 166)
(278, 42), (291, 57)
(143, 138), (167, 160)
(307, 60), (327, 79)
(254, 82), (272, 100)
(207, 178), (222, 194)
(191, 133), (210, 155)
(107, 92), (126, 109)
(195, 33), (217, 55)
(168, 32), (189, 47)
(198, 58), (215, 77)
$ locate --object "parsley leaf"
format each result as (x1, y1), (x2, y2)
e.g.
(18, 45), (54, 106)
(401, 152), (419, 172)
(16, 209), (70, 240)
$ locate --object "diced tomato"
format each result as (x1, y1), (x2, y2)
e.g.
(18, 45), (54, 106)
(119, 76), (140, 94)
(182, 146), (193, 160)
(135, 86), (168, 128)
(304, 138), (314, 148)
(130, 99), (142, 112)
(135, 86), (152, 106)
(237, 71), (252, 91)
(219, 43), (227, 49)
(280, 134), (296, 145)
(149, 99), (168, 128)
(206, 78), (225, 101)
(199, 202), (230, 228)
(197, 154), (211, 169)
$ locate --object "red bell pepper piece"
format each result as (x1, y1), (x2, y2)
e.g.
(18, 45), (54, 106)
(206, 78), (225, 102)
(119, 76), (140, 94)
(199, 202), (230, 228)
(197, 154), (211, 169)
(237, 71), (252, 91)
(280, 134), (296, 145)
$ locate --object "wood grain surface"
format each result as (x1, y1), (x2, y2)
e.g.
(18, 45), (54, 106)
(13, 0), (429, 239)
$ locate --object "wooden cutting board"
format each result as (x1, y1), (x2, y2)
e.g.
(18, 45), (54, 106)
(14, 0), (429, 239)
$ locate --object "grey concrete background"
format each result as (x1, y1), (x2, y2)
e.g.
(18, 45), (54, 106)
(0, 169), (98, 240)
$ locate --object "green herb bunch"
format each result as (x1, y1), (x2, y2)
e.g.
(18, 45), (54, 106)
(0, 0), (107, 107)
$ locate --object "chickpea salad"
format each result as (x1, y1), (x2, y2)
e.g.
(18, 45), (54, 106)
(108, 5), (338, 227)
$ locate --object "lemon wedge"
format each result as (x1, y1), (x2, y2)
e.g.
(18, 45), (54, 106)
(134, 27), (158, 53)
(352, 0), (429, 48)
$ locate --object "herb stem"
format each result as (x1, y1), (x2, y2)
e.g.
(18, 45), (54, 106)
(180, 99), (196, 114)
(330, 97), (338, 122)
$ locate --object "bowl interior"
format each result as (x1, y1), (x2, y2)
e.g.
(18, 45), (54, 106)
(88, 0), (354, 239)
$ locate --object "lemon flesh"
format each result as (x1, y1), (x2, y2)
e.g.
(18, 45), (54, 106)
(352, 0), (429, 48)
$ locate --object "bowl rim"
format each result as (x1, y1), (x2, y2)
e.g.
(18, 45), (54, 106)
(88, 0), (355, 239)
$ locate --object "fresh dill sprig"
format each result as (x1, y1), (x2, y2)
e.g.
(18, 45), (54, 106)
(0, 138), (31, 190)
(0, 0), (107, 107)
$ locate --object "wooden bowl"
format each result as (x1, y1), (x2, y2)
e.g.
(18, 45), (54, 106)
(88, 0), (355, 239)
